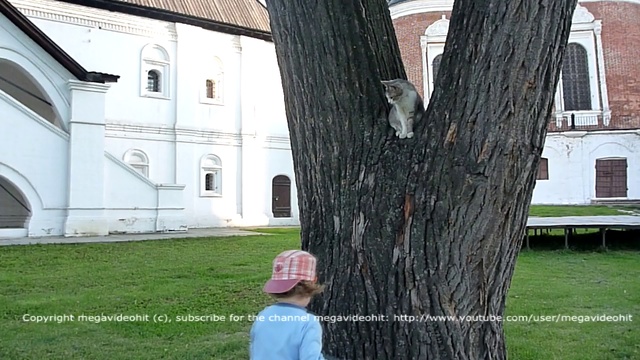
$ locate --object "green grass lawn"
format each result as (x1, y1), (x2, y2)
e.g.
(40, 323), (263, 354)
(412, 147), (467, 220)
(506, 250), (639, 359)
(1, 228), (638, 359)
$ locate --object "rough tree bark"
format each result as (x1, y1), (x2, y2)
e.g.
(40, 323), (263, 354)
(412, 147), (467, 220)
(264, 0), (577, 358)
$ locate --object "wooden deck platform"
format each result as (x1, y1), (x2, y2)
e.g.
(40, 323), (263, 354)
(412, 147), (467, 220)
(525, 215), (640, 249)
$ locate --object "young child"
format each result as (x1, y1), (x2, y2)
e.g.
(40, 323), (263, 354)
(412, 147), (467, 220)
(250, 249), (326, 359)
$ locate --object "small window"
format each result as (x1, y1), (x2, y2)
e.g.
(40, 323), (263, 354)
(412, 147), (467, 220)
(537, 158), (549, 180)
(140, 43), (170, 98)
(147, 70), (160, 92)
(200, 154), (222, 197)
(206, 79), (216, 99)
(123, 149), (149, 177)
(205, 173), (216, 191)
(200, 57), (224, 104)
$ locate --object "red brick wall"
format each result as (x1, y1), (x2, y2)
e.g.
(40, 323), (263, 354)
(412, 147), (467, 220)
(392, 11), (450, 98)
(583, 2), (640, 129)
(391, 2), (640, 130)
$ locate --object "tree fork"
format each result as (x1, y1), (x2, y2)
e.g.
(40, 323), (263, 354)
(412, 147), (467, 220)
(265, 0), (578, 358)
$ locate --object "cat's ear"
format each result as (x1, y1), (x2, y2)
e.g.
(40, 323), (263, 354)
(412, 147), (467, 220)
(382, 81), (397, 91)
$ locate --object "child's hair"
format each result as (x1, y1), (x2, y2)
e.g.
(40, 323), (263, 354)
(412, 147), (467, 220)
(270, 280), (325, 299)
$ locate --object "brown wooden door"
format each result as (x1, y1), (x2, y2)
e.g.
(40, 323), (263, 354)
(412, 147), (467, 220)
(272, 175), (291, 218)
(595, 158), (627, 198)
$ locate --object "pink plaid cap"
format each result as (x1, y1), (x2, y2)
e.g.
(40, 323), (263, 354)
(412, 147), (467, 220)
(263, 250), (317, 294)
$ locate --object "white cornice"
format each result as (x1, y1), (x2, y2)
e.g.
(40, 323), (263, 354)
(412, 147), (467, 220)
(425, 15), (448, 36)
(105, 122), (292, 148)
(390, 0), (453, 19)
(547, 129), (640, 137)
(68, 80), (111, 93)
(390, 0), (640, 20)
(9, 0), (178, 40)
(573, 4), (595, 23)
(106, 122), (238, 138)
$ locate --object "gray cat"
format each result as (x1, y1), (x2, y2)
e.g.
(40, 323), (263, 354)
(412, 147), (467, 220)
(381, 79), (425, 139)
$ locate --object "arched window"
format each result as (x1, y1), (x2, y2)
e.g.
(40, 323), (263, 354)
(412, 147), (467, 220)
(561, 43), (591, 111)
(206, 79), (216, 99)
(147, 70), (160, 92)
(123, 149), (149, 177)
(421, 15), (449, 100)
(201, 57), (224, 104)
(549, 5), (611, 128)
(140, 44), (170, 98)
(200, 155), (222, 196)
(432, 54), (443, 85)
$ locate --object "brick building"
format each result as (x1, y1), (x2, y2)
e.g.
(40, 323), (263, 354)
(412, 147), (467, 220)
(389, 0), (640, 204)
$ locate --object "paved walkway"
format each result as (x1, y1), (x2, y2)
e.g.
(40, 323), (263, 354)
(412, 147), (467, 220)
(527, 215), (640, 229)
(0, 228), (268, 246)
(3, 215), (639, 247)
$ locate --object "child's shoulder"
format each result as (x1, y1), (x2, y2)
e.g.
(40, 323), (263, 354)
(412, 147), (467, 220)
(257, 303), (317, 321)
(261, 302), (309, 314)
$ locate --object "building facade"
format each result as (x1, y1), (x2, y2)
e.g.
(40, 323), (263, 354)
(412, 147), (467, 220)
(0, 0), (298, 239)
(390, 0), (640, 204)
(2, 0), (638, 240)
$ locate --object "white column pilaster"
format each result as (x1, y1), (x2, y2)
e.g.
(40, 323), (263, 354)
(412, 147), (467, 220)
(594, 21), (611, 125)
(239, 37), (268, 225)
(420, 35), (429, 102)
(64, 80), (110, 236)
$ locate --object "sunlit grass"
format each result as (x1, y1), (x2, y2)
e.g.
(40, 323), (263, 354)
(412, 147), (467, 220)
(0, 228), (638, 359)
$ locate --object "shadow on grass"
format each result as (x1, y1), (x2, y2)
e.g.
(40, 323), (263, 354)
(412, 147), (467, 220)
(521, 229), (640, 252)
(242, 226), (640, 253)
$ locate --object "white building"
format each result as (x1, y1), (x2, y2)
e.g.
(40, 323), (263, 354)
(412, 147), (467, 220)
(2, 0), (637, 241)
(0, 0), (298, 239)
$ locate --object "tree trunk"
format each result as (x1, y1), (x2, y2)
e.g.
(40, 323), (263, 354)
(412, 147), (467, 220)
(264, 0), (577, 358)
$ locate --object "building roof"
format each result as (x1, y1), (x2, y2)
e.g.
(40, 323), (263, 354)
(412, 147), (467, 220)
(57, 0), (272, 41)
(0, 0), (119, 83)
